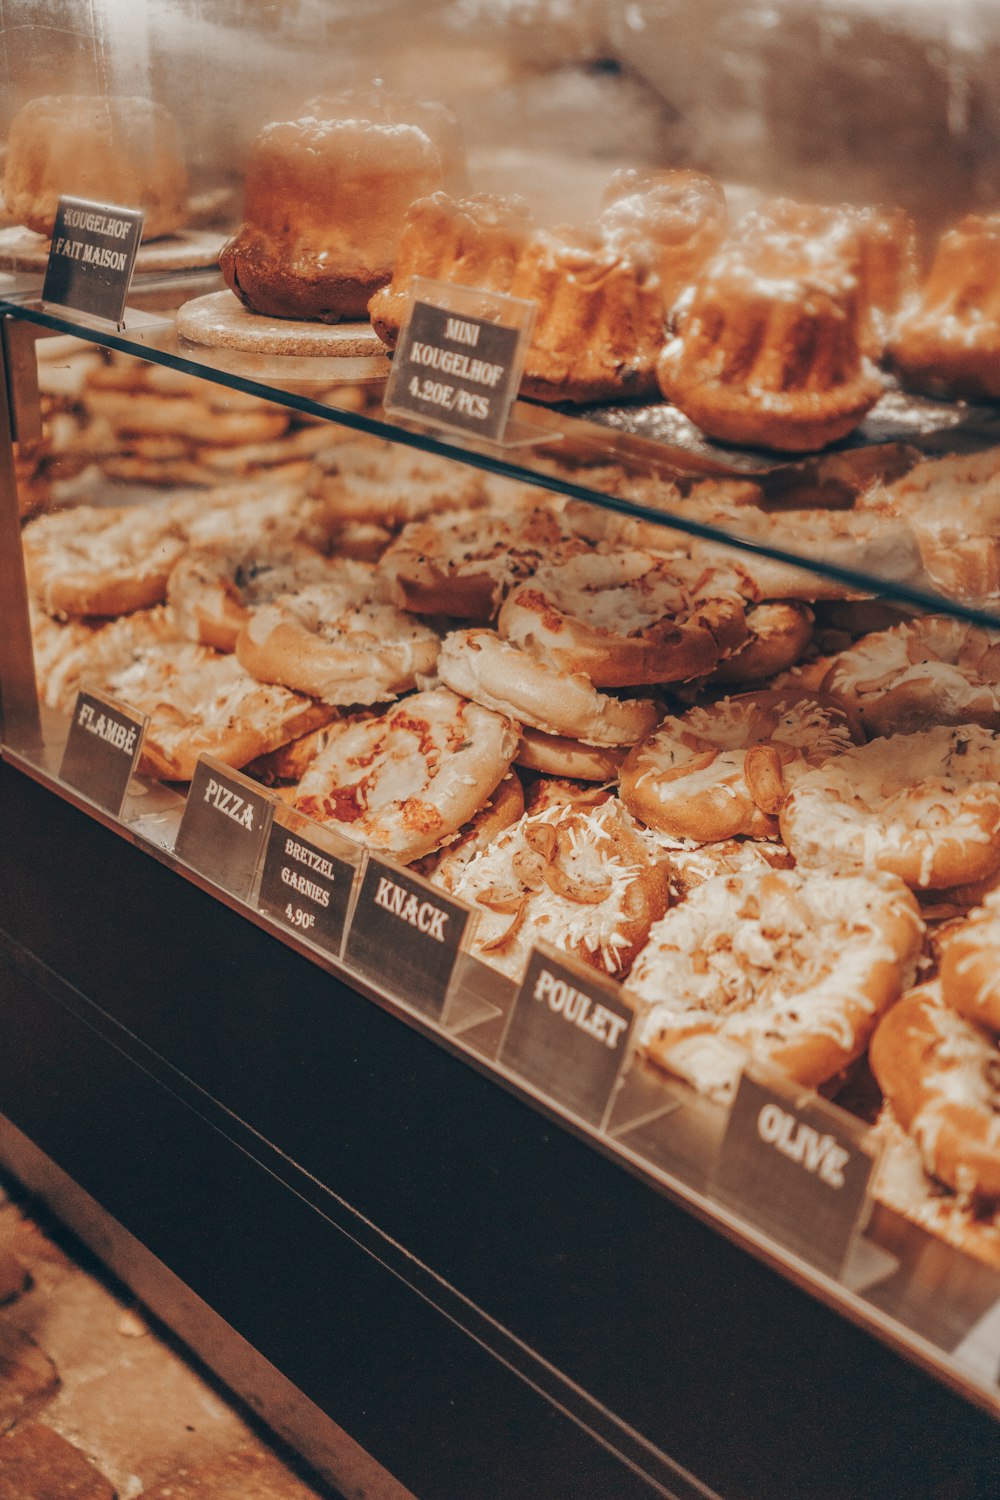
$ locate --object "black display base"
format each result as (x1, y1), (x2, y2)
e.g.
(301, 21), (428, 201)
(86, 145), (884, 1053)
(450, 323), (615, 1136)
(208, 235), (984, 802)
(0, 758), (998, 1500)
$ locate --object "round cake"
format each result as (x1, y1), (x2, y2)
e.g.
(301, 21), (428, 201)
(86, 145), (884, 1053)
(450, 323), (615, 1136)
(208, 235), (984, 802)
(598, 167), (729, 313)
(888, 213), (1000, 400)
(368, 191), (531, 348)
(2, 94), (189, 242)
(220, 92), (452, 323)
(656, 224), (884, 452)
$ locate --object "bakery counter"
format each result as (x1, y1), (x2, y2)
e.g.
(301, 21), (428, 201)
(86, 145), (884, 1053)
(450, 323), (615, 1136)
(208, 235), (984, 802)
(4, 299), (1000, 1496)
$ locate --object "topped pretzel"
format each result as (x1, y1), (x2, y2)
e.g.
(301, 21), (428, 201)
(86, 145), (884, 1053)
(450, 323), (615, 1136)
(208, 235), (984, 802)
(869, 980), (1000, 1200)
(496, 550), (748, 687)
(292, 687), (520, 863)
(780, 725), (1000, 889)
(379, 506), (590, 620)
(629, 866), (922, 1101)
(822, 616), (1000, 738)
(24, 503), (187, 618)
(167, 539), (336, 653)
(938, 899), (1000, 1033)
(620, 689), (860, 842)
(449, 796), (669, 981)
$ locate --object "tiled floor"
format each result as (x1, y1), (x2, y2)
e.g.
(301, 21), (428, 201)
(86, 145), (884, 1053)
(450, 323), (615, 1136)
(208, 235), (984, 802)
(0, 1177), (342, 1500)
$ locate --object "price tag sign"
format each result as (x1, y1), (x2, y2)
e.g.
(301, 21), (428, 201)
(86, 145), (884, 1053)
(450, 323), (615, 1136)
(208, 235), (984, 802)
(343, 856), (472, 1020)
(383, 276), (535, 444)
(174, 756), (275, 901)
(499, 945), (635, 1128)
(255, 810), (359, 959)
(59, 689), (147, 817)
(42, 195), (143, 325)
(712, 1069), (876, 1279)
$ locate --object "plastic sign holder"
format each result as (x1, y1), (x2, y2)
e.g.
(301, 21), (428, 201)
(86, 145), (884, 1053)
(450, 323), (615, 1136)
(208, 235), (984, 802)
(59, 689), (148, 818)
(255, 804), (363, 962)
(383, 277), (541, 448)
(174, 756), (276, 902)
(711, 1064), (878, 1280)
(498, 943), (637, 1130)
(343, 853), (476, 1021)
(41, 196), (144, 329)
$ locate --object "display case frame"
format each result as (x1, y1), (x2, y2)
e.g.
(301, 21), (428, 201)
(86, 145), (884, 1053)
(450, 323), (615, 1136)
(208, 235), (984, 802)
(2, 288), (1000, 1499)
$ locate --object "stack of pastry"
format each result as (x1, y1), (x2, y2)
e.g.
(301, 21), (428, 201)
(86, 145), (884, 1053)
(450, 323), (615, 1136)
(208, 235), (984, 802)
(24, 437), (1000, 1273)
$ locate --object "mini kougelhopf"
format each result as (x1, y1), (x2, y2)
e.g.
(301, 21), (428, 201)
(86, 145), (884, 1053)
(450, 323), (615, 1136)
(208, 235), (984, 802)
(368, 191), (531, 346)
(888, 214), (1000, 401)
(657, 225), (884, 452)
(370, 182), (672, 405)
(3, 94), (189, 241)
(598, 167), (729, 312)
(221, 88), (459, 323)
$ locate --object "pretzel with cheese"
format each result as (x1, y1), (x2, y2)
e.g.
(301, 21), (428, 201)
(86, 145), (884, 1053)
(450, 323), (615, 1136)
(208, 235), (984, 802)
(167, 540), (336, 652)
(870, 980), (1000, 1200)
(292, 687), (520, 862)
(620, 689), (859, 842)
(24, 503), (187, 618)
(630, 867), (923, 1101)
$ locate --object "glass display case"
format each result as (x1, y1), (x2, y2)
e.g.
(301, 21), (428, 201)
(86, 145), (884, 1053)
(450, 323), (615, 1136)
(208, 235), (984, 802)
(1, 4), (1000, 1497)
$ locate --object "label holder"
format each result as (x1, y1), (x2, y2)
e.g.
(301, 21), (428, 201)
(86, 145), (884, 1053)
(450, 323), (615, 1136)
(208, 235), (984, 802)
(342, 852), (476, 1023)
(58, 688), (148, 818)
(173, 755), (276, 902)
(383, 277), (541, 448)
(41, 195), (144, 329)
(497, 942), (637, 1132)
(711, 1063), (879, 1281)
(254, 804), (364, 963)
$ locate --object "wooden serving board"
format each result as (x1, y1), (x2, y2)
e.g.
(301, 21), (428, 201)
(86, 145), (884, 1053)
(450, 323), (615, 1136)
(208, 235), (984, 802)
(176, 288), (390, 366)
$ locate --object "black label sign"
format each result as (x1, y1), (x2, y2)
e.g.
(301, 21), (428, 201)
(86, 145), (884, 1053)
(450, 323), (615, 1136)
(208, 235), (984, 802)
(388, 299), (522, 442)
(59, 690), (147, 816)
(343, 857), (470, 1019)
(174, 757), (274, 900)
(712, 1072), (875, 1278)
(499, 947), (635, 1128)
(256, 821), (355, 959)
(42, 195), (143, 324)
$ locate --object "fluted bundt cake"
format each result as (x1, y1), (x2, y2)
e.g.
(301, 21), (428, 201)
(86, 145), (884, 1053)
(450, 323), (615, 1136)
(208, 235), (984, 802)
(368, 191), (531, 346)
(657, 219), (884, 451)
(3, 95), (189, 242)
(888, 213), (1000, 400)
(220, 89), (459, 323)
(598, 168), (728, 312)
(510, 224), (665, 404)
(369, 182), (668, 406)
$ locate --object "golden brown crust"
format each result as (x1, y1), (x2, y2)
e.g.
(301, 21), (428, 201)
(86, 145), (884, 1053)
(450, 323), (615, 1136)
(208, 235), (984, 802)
(888, 214), (1000, 400)
(706, 602), (814, 686)
(939, 906), (1000, 1033)
(24, 504), (187, 619)
(514, 727), (625, 782)
(620, 689), (858, 842)
(3, 94), (189, 241)
(630, 867), (923, 1099)
(496, 551), (748, 688)
(869, 982), (1000, 1200)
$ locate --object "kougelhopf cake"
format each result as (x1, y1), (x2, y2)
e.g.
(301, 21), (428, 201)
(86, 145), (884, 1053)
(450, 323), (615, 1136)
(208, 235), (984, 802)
(888, 214), (1000, 400)
(731, 198), (918, 352)
(598, 168), (729, 312)
(221, 90), (455, 323)
(510, 224), (665, 404)
(368, 192), (531, 347)
(657, 227), (884, 452)
(3, 95), (189, 241)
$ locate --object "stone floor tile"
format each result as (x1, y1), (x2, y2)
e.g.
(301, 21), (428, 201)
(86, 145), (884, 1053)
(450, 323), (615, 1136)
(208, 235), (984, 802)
(0, 1323), (60, 1433)
(137, 1442), (328, 1500)
(0, 1420), (116, 1500)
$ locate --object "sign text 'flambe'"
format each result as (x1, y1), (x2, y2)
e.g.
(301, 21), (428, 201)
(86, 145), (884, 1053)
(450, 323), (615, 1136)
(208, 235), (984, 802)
(76, 699), (137, 756)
